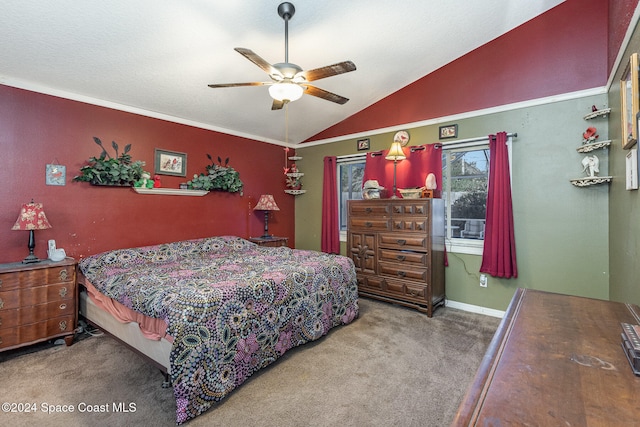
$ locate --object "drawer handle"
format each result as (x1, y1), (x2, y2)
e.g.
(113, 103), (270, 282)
(0, 298), (3, 310)
(59, 269), (68, 281)
(59, 321), (67, 331)
(397, 271), (406, 278)
(365, 222), (372, 228)
(0, 317), (2, 326)
(408, 289), (419, 296)
(59, 303), (67, 310)
(59, 287), (68, 298)
(397, 239), (406, 245)
(0, 337), (2, 344)
(365, 207), (372, 213)
(0, 278), (2, 288)
(396, 255), (406, 261)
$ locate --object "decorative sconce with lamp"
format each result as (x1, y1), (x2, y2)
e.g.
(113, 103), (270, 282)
(254, 194), (280, 238)
(385, 141), (407, 198)
(12, 200), (52, 263)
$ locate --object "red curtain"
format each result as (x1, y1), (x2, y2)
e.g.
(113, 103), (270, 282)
(362, 144), (442, 197)
(480, 132), (517, 278)
(321, 156), (340, 254)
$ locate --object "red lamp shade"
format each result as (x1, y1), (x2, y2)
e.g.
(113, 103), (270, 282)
(253, 194), (280, 211)
(12, 202), (52, 231)
(12, 201), (52, 263)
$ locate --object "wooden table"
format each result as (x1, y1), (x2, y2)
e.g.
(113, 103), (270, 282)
(248, 236), (289, 247)
(453, 288), (640, 426)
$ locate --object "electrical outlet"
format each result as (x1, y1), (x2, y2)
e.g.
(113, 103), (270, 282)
(479, 274), (488, 288)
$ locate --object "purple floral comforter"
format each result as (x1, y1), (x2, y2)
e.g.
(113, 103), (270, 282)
(78, 236), (359, 424)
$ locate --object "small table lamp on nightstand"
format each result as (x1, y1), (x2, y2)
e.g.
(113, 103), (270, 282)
(12, 200), (52, 263)
(254, 194), (280, 238)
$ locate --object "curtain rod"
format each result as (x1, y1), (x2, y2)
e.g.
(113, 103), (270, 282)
(439, 132), (518, 147)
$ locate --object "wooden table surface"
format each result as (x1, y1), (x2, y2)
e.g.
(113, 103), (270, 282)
(453, 288), (640, 426)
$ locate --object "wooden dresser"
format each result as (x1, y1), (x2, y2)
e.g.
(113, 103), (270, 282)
(453, 288), (640, 426)
(347, 199), (445, 317)
(0, 258), (77, 351)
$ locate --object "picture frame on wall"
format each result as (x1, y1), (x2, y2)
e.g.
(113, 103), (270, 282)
(357, 138), (370, 151)
(439, 124), (458, 139)
(626, 148), (638, 190)
(155, 149), (187, 177)
(620, 53), (639, 149)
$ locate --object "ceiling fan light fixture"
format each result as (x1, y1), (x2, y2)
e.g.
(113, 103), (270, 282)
(269, 82), (304, 102)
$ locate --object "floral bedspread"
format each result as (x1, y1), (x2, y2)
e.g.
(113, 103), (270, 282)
(78, 236), (359, 424)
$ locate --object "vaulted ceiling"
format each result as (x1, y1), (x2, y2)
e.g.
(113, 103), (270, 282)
(0, 1), (565, 145)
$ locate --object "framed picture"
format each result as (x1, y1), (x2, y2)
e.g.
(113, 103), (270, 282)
(155, 149), (187, 177)
(620, 53), (639, 149)
(626, 148), (638, 190)
(439, 124), (458, 139)
(357, 138), (370, 151)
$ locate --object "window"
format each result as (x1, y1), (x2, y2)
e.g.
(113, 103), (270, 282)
(338, 156), (365, 238)
(442, 145), (490, 254)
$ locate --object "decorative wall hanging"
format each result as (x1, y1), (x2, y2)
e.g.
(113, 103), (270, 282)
(73, 137), (145, 186)
(439, 124), (458, 139)
(154, 149), (187, 177)
(620, 53), (639, 149)
(46, 163), (66, 186)
(284, 147), (306, 195)
(357, 138), (370, 151)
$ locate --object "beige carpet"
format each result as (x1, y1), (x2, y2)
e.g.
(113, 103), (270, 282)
(0, 298), (500, 427)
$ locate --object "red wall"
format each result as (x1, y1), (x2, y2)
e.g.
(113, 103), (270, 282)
(0, 85), (294, 264)
(308, 0), (610, 141)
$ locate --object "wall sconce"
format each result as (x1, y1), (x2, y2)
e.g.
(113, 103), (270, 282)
(385, 141), (407, 198)
(254, 194), (280, 238)
(12, 200), (52, 263)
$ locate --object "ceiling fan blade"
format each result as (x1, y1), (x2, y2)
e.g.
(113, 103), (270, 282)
(271, 99), (286, 110)
(303, 85), (350, 105)
(207, 82), (268, 88)
(298, 61), (356, 82)
(234, 48), (280, 78)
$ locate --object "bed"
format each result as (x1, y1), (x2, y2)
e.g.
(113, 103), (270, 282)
(77, 236), (359, 424)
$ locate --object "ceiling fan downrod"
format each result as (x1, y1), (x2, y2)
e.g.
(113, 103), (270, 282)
(277, 2), (295, 64)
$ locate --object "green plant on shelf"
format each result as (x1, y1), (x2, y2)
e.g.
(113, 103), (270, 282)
(73, 137), (145, 186)
(187, 154), (244, 194)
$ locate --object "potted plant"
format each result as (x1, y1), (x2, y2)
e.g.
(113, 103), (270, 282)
(73, 137), (146, 186)
(187, 154), (244, 194)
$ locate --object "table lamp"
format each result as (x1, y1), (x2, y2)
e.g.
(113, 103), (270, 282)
(385, 141), (407, 198)
(12, 200), (52, 263)
(254, 194), (280, 238)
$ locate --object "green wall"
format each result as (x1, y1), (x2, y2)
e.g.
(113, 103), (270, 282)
(608, 20), (640, 306)
(295, 94), (611, 312)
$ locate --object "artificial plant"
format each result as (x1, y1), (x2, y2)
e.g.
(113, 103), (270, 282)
(187, 154), (244, 194)
(73, 137), (146, 186)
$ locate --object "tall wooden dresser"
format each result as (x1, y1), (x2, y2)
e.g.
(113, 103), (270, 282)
(0, 258), (77, 351)
(347, 199), (445, 316)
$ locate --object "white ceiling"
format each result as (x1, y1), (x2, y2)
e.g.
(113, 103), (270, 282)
(0, 0), (564, 146)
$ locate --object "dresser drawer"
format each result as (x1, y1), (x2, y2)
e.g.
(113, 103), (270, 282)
(0, 283), (74, 311)
(390, 201), (430, 217)
(349, 217), (391, 231)
(349, 202), (392, 217)
(379, 249), (427, 266)
(0, 264), (75, 291)
(0, 300), (75, 329)
(0, 315), (75, 349)
(391, 219), (428, 232)
(378, 233), (428, 251)
(378, 261), (428, 281)
(356, 274), (386, 292)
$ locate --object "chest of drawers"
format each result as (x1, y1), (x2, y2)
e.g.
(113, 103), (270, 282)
(347, 199), (445, 316)
(0, 258), (77, 351)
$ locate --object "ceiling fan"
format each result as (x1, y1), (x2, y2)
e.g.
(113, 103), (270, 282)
(207, 2), (356, 110)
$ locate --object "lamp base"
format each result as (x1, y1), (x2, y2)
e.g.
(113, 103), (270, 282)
(22, 254), (42, 264)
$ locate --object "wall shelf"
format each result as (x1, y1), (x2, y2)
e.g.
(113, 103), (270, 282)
(577, 140), (611, 153)
(284, 189), (307, 195)
(570, 176), (613, 187)
(583, 108), (611, 120)
(133, 188), (209, 196)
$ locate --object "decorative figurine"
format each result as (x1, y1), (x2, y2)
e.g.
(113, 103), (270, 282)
(581, 155), (600, 177)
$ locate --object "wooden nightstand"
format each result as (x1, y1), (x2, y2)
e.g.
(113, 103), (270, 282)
(248, 236), (289, 247)
(0, 257), (77, 351)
